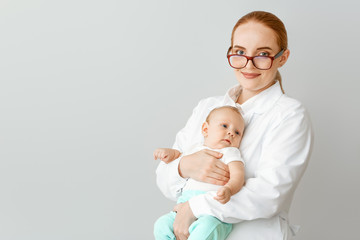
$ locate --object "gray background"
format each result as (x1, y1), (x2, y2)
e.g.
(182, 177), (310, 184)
(1, 0), (359, 239)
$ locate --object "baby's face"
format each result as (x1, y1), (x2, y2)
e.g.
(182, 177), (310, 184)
(202, 108), (245, 149)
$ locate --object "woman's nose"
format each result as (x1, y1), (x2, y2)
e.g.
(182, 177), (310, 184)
(245, 59), (256, 69)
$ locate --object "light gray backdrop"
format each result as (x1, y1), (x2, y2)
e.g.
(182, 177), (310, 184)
(1, 0), (359, 239)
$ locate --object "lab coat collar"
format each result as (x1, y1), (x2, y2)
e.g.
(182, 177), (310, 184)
(223, 81), (284, 116)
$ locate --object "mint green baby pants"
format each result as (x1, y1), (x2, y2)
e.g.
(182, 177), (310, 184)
(154, 190), (232, 240)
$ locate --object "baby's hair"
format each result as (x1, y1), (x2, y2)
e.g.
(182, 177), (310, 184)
(205, 106), (243, 123)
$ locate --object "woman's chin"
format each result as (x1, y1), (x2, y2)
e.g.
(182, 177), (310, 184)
(238, 81), (260, 92)
(237, 79), (274, 94)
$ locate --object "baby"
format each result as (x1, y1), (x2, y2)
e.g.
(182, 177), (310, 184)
(153, 106), (245, 240)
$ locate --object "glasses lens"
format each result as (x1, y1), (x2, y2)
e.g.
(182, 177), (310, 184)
(229, 56), (247, 69)
(253, 56), (272, 70)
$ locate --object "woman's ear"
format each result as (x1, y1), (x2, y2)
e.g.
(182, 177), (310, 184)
(202, 122), (209, 137)
(279, 49), (290, 67)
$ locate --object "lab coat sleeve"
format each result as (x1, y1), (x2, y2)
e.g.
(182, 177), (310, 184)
(156, 99), (207, 201)
(188, 105), (313, 223)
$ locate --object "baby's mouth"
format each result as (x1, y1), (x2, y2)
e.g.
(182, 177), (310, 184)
(223, 139), (231, 144)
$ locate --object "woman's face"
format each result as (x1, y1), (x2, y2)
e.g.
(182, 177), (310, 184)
(231, 21), (289, 95)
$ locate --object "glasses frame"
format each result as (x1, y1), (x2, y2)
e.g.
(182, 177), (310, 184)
(227, 47), (284, 70)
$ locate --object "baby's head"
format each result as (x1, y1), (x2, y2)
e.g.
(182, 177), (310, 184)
(202, 106), (245, 149)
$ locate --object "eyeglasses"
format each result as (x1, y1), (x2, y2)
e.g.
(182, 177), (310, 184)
(227, 47), (284, 70)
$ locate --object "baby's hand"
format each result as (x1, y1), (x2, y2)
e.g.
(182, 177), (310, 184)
(153, 148), (178, 164)
(214, 186), (232, 204)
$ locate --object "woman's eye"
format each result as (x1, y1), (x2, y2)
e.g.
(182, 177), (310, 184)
(258, 52), (269, 56)
(235, 50), (245, 55)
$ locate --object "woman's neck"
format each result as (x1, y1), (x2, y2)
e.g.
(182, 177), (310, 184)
(236, 90), (255, 104)
(236, 81), (276, 104)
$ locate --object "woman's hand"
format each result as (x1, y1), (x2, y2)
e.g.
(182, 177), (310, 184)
(173, 202), (197, 240)
(178, 149), (230, 185)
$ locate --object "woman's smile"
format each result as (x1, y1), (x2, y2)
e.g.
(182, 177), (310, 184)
(241, 72), (261, 79)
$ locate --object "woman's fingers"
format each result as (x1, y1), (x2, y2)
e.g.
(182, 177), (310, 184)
(203, 149), (229, 173)
(215, 160), (229, 173)
(202, 162), (230, 184)
(215, 162), (230, 177)
(200, 175), (228, 186)
(192, 150), (230, 185)
(203, 148), (223, 159)
(179, 149), (229, 182)
(173, 202), (196, 240)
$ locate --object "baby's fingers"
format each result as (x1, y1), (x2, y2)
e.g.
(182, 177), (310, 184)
(213, 195), (226, 204)
(217, 188), (225, 197)
(223, 196), (230, 204)
(214, 192), (225, 200)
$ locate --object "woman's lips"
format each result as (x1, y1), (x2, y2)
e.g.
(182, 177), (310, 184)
(241, 72), (261, 79)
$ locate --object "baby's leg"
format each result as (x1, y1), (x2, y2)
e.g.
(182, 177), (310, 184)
(188, 215), (232, 240)
(153, 211), (176, 240)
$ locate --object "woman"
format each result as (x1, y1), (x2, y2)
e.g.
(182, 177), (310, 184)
(156, 11), (313, 240)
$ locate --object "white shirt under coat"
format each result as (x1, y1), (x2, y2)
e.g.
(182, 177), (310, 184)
(156, 82), (313, 239)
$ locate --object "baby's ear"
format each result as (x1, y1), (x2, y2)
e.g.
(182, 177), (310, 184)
(202, 122), (209, 137)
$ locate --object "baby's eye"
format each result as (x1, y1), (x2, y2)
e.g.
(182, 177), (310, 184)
(222, 124), (228, 128)
(235, 50), (245, 55)
(258, 52), (269, 57)
(235, 131), (240, 135)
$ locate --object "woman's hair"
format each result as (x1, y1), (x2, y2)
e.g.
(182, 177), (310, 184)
(205, 106), (243, 123)
(229, 11), (288, 93)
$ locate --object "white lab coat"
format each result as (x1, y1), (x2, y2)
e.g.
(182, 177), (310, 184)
(156, 82), (313, 239)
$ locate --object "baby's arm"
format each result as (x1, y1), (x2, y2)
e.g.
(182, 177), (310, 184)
(153, 148), (181, 164)
(214, 161), (245, 204)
